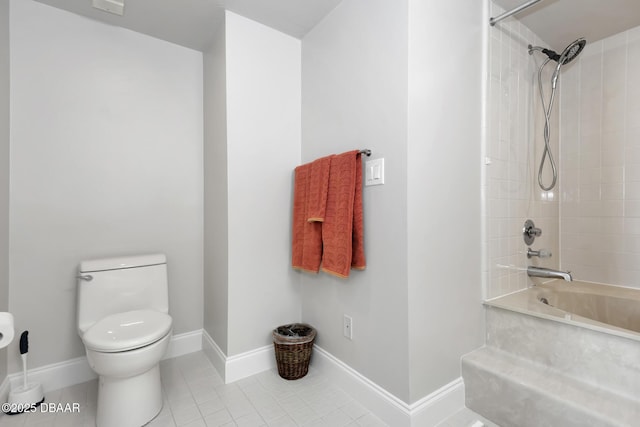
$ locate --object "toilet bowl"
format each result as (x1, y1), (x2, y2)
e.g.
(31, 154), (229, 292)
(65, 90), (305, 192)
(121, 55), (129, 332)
(86, 335), (171, 427)
(77, 254), (172, 427)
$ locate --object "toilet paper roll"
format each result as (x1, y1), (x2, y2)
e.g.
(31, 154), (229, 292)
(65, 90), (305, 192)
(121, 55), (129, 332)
(0, 312), (14, 349)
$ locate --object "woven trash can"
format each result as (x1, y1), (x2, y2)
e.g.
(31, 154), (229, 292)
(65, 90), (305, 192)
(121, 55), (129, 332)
(273, 323), (317, 380)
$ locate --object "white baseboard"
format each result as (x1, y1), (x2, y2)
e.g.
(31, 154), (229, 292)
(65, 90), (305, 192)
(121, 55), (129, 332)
(7, 356), (97, 394)
(201, 330), (226, 380)
(2, 329), (203, 396)
(410, 377), (465, 427)
(226, 345), (274, 383)
(163, 329), (203, 360)
(201, 330), (275, 384)
(312, 346), (464, 427)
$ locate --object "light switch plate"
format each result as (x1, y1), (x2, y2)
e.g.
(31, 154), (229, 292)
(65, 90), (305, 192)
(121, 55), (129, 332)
(365, 158), (385, 186)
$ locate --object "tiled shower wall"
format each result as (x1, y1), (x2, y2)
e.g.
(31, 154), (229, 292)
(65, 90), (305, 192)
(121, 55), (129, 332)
(559, 26), (640, 287)
(484, 2), (560, 299)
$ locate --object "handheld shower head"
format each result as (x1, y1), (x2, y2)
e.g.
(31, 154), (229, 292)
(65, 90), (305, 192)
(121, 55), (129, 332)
(528, 38), (586, 191)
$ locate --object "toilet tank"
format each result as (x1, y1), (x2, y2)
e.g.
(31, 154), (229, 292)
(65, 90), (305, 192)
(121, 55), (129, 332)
(77, 254), (168, 335)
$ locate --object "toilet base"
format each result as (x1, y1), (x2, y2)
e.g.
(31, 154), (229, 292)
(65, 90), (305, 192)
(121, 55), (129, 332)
(96, 364), (162, 427)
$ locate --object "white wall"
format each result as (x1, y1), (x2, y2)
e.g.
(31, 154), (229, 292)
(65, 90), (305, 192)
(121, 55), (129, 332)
(559, 26), (640, 287)
(0, 0), (9, 383)
(301, 0), (411, 402)
(407, 0), (484, 401)
(203, 20), (229, 354)
(204, 11), (302, 357)
(9, 0), (203, 372)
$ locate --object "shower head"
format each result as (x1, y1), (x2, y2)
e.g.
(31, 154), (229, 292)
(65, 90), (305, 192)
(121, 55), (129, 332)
(551, 38), (586, 88)
(528, 38), (586, 65)
(558, 38), (586, 65)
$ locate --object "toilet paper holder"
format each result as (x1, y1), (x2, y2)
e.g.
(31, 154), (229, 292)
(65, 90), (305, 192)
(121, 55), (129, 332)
(0, 312), (15, 349)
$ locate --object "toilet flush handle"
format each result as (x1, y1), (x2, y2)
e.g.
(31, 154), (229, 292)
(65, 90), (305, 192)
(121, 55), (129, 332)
(76, 274), (93, 282)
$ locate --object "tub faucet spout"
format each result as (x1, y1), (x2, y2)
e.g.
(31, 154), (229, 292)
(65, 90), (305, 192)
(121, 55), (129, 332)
(527, 266), (572, 282)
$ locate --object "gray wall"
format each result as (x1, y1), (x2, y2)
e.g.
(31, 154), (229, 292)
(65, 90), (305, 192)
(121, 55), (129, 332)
(301, 0), (411, 402)
(203, 19), (229, 354)
(302, 0), (485, 404)
(8, 0), (204, 372)
(203, 11), (302, 357)
(0, 0), (9, 383)
(224, 11), (301, 355)
(406, 0), (485, 402)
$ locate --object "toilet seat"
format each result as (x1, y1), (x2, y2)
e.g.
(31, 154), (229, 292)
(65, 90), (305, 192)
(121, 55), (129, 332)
(82, 309), (172, 353)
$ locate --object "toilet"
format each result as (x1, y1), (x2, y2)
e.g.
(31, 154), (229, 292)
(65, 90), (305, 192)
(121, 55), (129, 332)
(77, 254), (173, 427)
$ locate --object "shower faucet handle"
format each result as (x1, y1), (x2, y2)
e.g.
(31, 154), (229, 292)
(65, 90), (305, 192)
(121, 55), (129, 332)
(527, 226), (542, 237)
(523, 219), (542, 245)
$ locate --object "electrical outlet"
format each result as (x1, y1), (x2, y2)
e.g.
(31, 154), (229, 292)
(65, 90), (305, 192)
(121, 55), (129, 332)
(343, 315), (353, 340)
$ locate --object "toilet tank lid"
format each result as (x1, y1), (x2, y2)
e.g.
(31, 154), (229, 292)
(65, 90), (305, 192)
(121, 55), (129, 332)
(79, 254), (166, 273)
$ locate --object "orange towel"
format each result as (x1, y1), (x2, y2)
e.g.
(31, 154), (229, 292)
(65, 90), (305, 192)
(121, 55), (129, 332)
(291, 164), (307, 270)
(321, 150), (366, 277)
(351, 152), (366, 270)
(291, 150), (366, 277)
(291, 163), (323, 273)
(306, 155), (333, 222)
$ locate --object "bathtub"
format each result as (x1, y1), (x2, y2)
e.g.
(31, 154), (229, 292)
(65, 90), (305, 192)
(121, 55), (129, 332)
(485, 279), (640, 341)
(463, 279), (640, 426)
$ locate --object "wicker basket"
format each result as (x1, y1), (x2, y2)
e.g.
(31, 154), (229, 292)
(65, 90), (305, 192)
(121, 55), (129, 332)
(272, 323), (317, 380)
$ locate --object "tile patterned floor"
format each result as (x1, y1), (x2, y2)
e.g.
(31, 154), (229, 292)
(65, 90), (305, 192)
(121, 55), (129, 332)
(0, 351), (497, 427)
(0, 351), (387, 427)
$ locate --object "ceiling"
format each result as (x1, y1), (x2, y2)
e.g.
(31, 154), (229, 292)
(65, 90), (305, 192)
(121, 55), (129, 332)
(33, 0), (343, 51)
(33, 0), (640, 54)
(493, 0), (640, 50)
